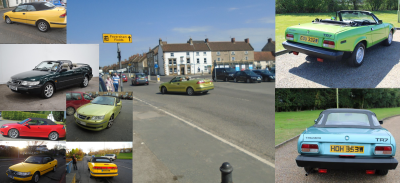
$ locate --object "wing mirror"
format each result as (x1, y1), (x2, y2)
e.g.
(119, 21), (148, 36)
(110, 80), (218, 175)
(314, 119), (318, 123)
(331, 17), (336, 20)
(117, 102), (121, 106)
(24, 123), (29, 126)
(87, 159), (90, 162)
(378, 20), (383, 24)
(379, 120), (383, 124)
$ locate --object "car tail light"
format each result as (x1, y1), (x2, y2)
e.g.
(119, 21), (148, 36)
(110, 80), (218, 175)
(301, 144), (318, 153)
(318, 169), (327, 173)
(317, 58), (323, 62)
(375, 146), (392, 155)
(93, 166), (117, 169)
(197, 80), (205, 84)
(366, 170), (375, 174)
(286, 34), (294, 41)
(59, 13), (66, 18)
(293, 51), (298, 55)
(323, 40), (335, 48)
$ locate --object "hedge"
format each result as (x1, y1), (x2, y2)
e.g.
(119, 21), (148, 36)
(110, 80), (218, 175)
(2, 111), (48, 120)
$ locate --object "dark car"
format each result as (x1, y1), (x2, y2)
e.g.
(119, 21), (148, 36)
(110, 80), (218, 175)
(269, 67), (275, 74)
(66, 92), (93, 116)
(99, 77), (107, 92)
(132, 73), (148, 86)
(252, 70), (275, 82)
(212, 68), (237, 82)
(7, 60), (93, 99)
(233, 71), (262, 83)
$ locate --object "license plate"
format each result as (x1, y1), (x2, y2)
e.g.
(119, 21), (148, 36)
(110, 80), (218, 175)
(257, 78), (261, 80)
(78, 120), (86, 126)
(102, 170), (110, 172)
(9, 85), (17, 91)
(330, 145), (364, 153)
(8, 174), (13, 179)
(300, 35), (319, 44)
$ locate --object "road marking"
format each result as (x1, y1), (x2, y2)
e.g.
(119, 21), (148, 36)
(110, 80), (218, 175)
(132, 96), (275, 168)
(118, 165), (132, 170)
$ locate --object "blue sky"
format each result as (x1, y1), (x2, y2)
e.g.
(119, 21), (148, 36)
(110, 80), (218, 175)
(67, 0), (275, 67)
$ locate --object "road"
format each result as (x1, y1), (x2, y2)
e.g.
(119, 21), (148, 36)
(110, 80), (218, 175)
(276, 32), (400, 88)
(0, 156), (66, 183)
(71, 156), (132, 183)
(0, 8), (66, 44)
(275, 115), (400, 183)
(66, 100), (133, 141)
(130, 74), (275, 182)
(0, 118), (66, 141)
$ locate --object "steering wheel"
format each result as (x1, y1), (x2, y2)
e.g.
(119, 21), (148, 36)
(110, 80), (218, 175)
(362, 20), (370, 25)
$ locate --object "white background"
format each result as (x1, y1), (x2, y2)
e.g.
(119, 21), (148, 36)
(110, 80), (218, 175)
(0, 44), (99, 84)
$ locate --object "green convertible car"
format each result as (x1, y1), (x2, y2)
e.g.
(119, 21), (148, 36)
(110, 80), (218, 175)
(282, 10), (395, 67)
(74, 96), (122, 131)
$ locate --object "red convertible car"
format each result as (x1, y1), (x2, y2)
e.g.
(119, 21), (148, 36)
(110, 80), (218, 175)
(0, 118), (65, 141)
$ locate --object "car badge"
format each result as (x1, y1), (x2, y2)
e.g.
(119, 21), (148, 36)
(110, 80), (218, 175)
(345, 136), (349, 140)
(307, 30), (309, 34)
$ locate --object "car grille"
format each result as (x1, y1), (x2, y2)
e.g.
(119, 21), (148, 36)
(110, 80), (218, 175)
(11, 80), (21, 85)
(78, 114), (91, 120)
(8, 169), (18, 176)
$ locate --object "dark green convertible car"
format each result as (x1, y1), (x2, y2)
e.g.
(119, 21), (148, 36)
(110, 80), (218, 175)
(7, 60), (93, 99)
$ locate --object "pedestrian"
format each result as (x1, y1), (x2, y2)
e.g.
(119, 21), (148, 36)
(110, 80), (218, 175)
(72, 154), (78, 170)
(106, 76), (114, 92)
(112, 73), (120, 92)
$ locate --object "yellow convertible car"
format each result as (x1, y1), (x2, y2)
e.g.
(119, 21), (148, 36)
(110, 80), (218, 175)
(6, 155), (57, 183)
(75, 96), (122, 131)
(3, 2), (66, 32)
(87, 157), (118, 178)
(159, 76), (214, 95)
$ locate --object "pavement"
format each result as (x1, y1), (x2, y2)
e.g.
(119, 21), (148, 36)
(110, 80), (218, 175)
(71, 156), (132, 183)
(0, 118), (66, 141)
(276, 32), (400, 88)
(0, 156), (66, 183)
(275, 115), (400, 183)
(66, 99), (133, 141)
(0, 77), (99, 111)
(0, 8), (66, 44)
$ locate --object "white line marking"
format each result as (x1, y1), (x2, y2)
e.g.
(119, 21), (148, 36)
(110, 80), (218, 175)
(132, 96), (275, 168)
(119, 165), (132, 170)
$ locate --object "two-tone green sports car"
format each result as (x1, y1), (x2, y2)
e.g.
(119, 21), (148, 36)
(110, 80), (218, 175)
(283, 10), (395, 67)
(74, 96), (121, 131)
(159, 76), (214, 96)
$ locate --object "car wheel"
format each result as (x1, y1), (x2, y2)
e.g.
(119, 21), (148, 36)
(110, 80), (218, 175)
(106, 115), (114, 129)
(383, 30), (393, 46)
(31, 172), (40, 183)
(48, 132), (59, 141)
(36, 20), (50, 32)
(8, 129), (19, 138)
(40, 82), (55, 99)
(234, 78), (237, 83)
(53, 166), (56, 172)
(246, 78), (250, 83)
(203, 91), (208, 94)
(5, 16), (12, 24)
(225, 77), (228, 82)
(81, 76), (89, 87)
(186, 87), (194, 96)
(347, 42), (365, 67)
(161, 86), (168, 94)
(376, 169), (389, 175)
(66, 107), (75, 116)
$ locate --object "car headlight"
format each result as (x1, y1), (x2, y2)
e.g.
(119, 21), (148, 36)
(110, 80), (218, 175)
(9, 78), (12, 82)
(229, 74), (234, 76)
(1, 125), (7, 128)
(251, 77), (257, 79)
(91, 115), (105, 120)
(270, 76), (274, 79)
(20, 81), (40, 86)
(16, 172), (30, 176)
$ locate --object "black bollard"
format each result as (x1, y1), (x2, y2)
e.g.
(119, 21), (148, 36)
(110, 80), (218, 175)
(220, 162), (233, 183)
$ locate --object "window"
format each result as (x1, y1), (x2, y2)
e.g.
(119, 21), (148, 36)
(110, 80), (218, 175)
(16, 0), (18, 4)
(217, 51), (220, 55)
(174, 68), (177, 73)
(204, 58), (207, 64)
(197, 58), (200, 64)
(325, 113), (370, 126)
(173, 59), (176, 64)
(187, 67), (191, 72)
(204, 66), (208, 71)
(231, 51), (235, 55)
(245, 56), (248, 60)
(203, 52), (206, 55)
(186, 52), (190, 56)
(187, 58), (190, 64)
(232, 57), (235, 61)
(245, 51), (248, 55)
(27, 5), (36, 11)
(196, 52), (199, 56)
(72, 93), (82, 100)
(170, 53), (174, 57)
(217, 58), (220, 61)
(66, 93), (72, 100)
(169, 68), (172, 73)
(169, 60), (172, 64)
(15, 5), (27, 12)
(84, 94), (92, 100)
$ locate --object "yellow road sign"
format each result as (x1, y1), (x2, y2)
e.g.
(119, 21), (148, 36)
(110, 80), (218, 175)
(103, 34), (132, 43)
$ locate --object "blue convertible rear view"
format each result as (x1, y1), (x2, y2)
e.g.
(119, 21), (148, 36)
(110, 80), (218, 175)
(296, 108), (398, 175)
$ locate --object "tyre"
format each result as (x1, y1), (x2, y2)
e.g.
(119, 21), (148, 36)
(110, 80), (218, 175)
(36, 20), (50, 32)
(8, 129), (19, 138)
(5, 16), (12, 24)
(234, 78), (237, 83)
(161, 86), (168, 94)
(40, 82), (55, 99)
(80, 76), (89, 87)
(203, 91), (208, 94)
(66, 107), (75, 116)
(225, 77), (228, 82)
(376, 169), (389, 175)
(347, 42), (365, 67)
(186, 87), (194, 96)
(48, 132), (59, 141)
(382, 30), (393, 46)
(246, 78), (250, 83)
(31, 172), (40, 183)
(52, 166), (56, 172)
(106, 115), (114, 129)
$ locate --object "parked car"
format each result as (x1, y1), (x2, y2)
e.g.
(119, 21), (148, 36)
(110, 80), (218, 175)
(296, 108), (398, 175)
(7, 60), (93, 99)
(66, 92), (93, 116)
(251, 70), (275, 82)
(132, 73), (148, 86)
(212, 68), (237, 82)
(122, 74), (128, 82)
(160, 76), (214, 96)
(101, 154), (116, 161)
(49, 0), (65, 6)
(99, 77), (107, 92)
(283, 10), (395, 67)
(3, 2), (67, 32)
(74, 96), (122, 131)
(87, 157), (118, 178)
(0, 118), (65, 140)
(7, 155), (57, 182)
(233, 71), (262, 83)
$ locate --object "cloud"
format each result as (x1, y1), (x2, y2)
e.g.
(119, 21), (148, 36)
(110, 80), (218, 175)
(172, 26), (212, 33)
(229, 7), (239, 11)
(246, 17), (275, 24)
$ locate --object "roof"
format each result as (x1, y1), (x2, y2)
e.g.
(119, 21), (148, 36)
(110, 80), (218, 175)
(207, 42), (253, 51)
(22, 2), (56, 11)
(29, 118), (57, 125)
(162, 42), (210, 52)
(324, 108), (374, 114)
(254, 51), (275, 61)
(262, 40), (275, 52)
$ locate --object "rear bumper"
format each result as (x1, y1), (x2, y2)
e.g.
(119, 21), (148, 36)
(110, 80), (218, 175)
(282, 41), (346, 62)
(90, 171), (118, 177)
(133, 80), (148, 85)
(194, 86), (214, 92)
(296, 155), (398, 170)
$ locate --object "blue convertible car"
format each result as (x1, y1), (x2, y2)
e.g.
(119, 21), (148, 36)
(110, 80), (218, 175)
(296, 108), (398, 175)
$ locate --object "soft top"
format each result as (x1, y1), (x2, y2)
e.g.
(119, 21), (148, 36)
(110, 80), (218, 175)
(21, 2), (55, 11)
(29, 118), (58, 125)
(313, 108), (381, 129)
(91, 157), (112, 162)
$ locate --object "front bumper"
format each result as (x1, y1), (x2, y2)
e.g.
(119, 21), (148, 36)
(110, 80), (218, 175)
(6, 82), (43, 95)
(282, 41), (346, 62)
(6, 172), (33, 181)
(75, 117), (109, 131)
(296, 155), (398, 170)
(1, 128), (8, 136)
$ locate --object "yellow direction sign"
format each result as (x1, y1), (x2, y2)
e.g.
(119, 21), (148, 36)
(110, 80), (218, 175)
(103, 34), (132, 43)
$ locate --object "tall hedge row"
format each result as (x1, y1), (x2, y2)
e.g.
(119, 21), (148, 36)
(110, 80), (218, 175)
(2, 111), (48, 120)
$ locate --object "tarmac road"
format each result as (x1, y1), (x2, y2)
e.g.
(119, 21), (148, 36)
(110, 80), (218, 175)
(275, 115), (400, 183)
(0, 8), (66, 44)
(276, 32), (400, 88)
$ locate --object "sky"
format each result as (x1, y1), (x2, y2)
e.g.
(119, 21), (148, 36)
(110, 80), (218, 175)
(66, 142), (132, 154)
(0, 141), (65, 149)
(67, 0), (275, 67)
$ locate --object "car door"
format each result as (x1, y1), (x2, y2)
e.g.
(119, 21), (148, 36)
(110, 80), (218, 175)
(168, 77), (180, 92)
(56, 69), (74, 88)
(37, 120), (51, 138)
(9, 5), (28, 24)
(24, 5), (37, 25)
(42, 157), (53, 174)
(20, 120), (39, 137)
(115, 98), (122, 115)
(71, 92), (83, 108)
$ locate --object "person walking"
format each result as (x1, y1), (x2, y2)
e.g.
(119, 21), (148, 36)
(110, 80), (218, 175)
(106, 76), (114, 92)
(112, 73), (120, 92)
(72, 154), (78, 170)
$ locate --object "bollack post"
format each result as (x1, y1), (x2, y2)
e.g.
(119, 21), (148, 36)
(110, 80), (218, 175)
(220, 162), (233, 183)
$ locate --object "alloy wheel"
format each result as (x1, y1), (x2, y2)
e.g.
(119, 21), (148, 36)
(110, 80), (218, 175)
(44, 85), (54, 98)
(83, 77), (88, 86)
(108, 116), (114, 128)
(38, 22), (47, 31)
(6, 17), (11, 24)
(247, 79), (250, 83)
(356, 46), (364, 64)
(66, 107), (75, 116)
(34, 174), (39, 182)
(9, 129), (18, 138)
(187, 88), (194, 95)
(389, 32), (393, 44)
(49, 132), (58, 141)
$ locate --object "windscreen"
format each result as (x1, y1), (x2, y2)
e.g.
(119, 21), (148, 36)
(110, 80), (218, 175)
(91, 97), (115, 106)
(34, 61), (60, 71)
(341, 12), (376, 23)
(24, 156), (44, 164)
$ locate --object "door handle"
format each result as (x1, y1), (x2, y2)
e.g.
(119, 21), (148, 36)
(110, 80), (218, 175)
(23, 13), (25, 15)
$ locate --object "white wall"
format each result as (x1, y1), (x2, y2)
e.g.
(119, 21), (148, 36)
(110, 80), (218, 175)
(164, 51), (212, 76)
(0, 44), (99, 84)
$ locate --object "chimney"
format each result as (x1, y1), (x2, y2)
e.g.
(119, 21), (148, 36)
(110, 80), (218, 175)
(205, 38), (209, 43)
(159, 38), (163, 46)
(189, 38), (193, 45)
(149, 47), (151, 51)
(245, 38), (249, 43)
(231, 38), (235, 43)
(268, 38), (272, 43)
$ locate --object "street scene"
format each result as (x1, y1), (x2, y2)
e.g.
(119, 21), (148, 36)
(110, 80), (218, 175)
(0, 141), (66, 183)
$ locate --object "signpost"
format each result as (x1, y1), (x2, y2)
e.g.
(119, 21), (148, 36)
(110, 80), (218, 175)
(103, 33), (132, 92)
